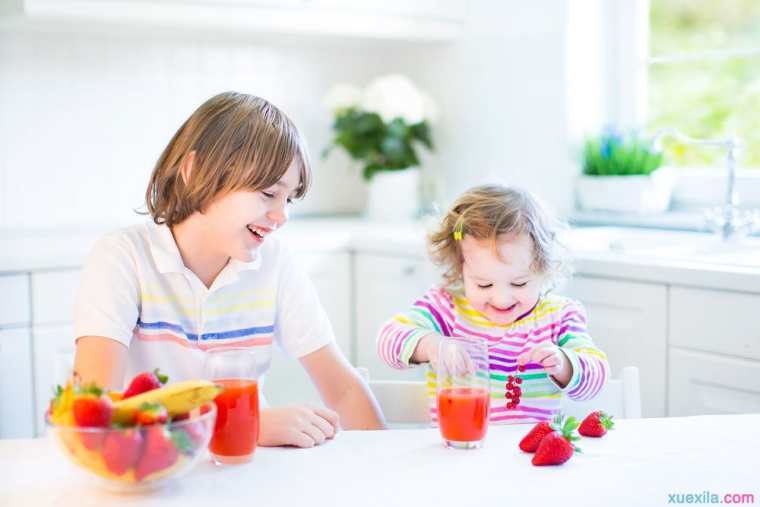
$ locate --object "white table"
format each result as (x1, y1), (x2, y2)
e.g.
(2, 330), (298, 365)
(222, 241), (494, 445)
(2, 415), (759, 507)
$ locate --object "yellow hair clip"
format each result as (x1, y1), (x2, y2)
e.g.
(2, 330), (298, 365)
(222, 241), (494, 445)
(453, 217), (464, 241)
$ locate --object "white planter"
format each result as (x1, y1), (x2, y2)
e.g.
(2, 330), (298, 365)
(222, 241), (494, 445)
(366, 168), (420, 221)
(576, 167), (676, 214)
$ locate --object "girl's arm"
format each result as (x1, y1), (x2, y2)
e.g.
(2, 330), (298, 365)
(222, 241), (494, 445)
(377, 287), (453, 369)
(74, 336), (128, 390)
(301, 343), (385, 430)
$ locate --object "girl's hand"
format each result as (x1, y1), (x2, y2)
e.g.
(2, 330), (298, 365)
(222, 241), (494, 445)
(517, 344), (572, 387)
(413, 334), (474, 376)
(259, 405), (339, 448)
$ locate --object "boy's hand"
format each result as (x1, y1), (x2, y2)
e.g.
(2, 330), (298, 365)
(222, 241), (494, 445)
(517, 344), (572, 387)
(259, 405), (339, 448)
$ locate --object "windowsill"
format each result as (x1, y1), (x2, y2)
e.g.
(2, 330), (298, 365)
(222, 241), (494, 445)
(568, 209), (708, 232)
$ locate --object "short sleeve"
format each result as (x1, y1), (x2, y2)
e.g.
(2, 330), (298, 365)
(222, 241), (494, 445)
(74, 234), (140, 347)
(273, 246), (335, 358)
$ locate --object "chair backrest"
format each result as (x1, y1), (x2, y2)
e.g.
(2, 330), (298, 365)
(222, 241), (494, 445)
(560, 366), (642, 419)
(358, 365), (642, 424)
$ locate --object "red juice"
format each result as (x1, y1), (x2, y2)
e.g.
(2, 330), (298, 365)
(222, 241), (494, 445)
(437, 387), (490, 442)
(209, 379), (259, 459)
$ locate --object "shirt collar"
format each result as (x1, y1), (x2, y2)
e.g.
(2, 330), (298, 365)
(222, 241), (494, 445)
(148, 221), (263, 276)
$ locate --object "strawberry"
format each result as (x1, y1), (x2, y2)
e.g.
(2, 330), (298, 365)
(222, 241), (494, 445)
(134, 403), (169, 425)
(102, 428), (143, 475)
(123, 369), (168, 399)
(532, 415), (581, 466)
(72, 391), (112, 450)
(579, 410), (614, 437)
(519, 415), (561, 453)
(134, 426), (179, 481)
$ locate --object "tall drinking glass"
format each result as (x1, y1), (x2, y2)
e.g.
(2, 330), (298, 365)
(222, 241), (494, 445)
(436, 338), (490, 449)
(203, 347), (262, 465)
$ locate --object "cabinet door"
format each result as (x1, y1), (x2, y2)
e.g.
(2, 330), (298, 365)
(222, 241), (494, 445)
(355, 253), (435, 382)
(31, 269), (81, 325)
(0, 328), (35, 438)
(670, 287), (760, 361)
(32, 324), (75, 436)
(0, 274), (30, 327)
(669, 347), (760, 416)
(563, 276), (667, 417)
(262, 252), (351, 407)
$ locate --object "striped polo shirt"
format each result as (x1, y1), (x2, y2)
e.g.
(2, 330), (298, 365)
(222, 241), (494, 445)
(74, 221), (334, 387)
(377, 287), (609, 424)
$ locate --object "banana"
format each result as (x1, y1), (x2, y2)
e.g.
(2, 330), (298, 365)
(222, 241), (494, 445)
(111, 380), (223, 425)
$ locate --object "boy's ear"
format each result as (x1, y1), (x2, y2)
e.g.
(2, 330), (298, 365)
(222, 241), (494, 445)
(179, 151), (196, 185)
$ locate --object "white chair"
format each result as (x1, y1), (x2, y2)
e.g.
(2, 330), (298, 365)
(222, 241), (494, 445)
(357, 365), (642, 425)
(560, 366), (642, 419)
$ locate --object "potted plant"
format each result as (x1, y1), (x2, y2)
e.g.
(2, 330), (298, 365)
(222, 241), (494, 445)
(577, 127), (675, 213)
(323, 74), (436, 221)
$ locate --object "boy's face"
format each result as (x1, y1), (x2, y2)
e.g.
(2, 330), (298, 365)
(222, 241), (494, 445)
(460, 232), (544, 325)
(204, 161), (300, 262)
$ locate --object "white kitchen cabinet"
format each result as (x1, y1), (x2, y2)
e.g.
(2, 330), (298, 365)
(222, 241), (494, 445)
(0, 328), (35, 438)
(670, 287), (760, 361)
(32, 323), (75, 436)
(263, 251), (352, 406)
(3, 0), (465, 41)
(31, 269), (81, 325)
(563, 275), (668, 417)
(668, 347), (760, 416)
(355, 253), (436, 382)
(0, 273), (30, 327)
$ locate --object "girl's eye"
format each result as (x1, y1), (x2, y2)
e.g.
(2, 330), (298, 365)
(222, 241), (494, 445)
(286, 197), (293, 204)
(511, 282), (528, 288)
(477, 283), (493, 289)
(262, 191), (275, 199)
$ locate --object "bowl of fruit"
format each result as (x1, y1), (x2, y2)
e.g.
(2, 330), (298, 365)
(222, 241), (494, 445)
(46, 370), (223, 493)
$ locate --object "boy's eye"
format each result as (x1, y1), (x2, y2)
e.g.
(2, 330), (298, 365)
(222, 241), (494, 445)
(511, 282), (528, 288)
(286, 197), (293, 204)
(477, 283), (493, 289)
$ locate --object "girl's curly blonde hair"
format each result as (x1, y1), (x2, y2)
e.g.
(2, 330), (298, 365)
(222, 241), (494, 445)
(429, 185), (570, 290)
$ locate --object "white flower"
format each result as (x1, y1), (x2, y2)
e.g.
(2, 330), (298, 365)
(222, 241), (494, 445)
(323, 83), (362, 113)
(421, 92), (439, 124)
(361, 74), (425, 125)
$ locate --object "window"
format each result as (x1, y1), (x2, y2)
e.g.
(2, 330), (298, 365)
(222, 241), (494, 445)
(648, 0), (760, 169)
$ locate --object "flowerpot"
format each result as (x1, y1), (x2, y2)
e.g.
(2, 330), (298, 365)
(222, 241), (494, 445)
(576, 167), (676, 214)
(365, 168), (421, 222)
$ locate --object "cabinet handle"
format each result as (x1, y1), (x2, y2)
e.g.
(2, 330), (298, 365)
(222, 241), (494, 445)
(402, 266), (416, 276)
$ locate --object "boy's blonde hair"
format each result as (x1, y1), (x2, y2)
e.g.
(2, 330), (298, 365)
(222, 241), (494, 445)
(145, 91), (311, 227)
(429, 185), (569, 289)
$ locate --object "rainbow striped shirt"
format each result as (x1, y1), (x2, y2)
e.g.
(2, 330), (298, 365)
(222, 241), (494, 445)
(377, 287), (609, 424)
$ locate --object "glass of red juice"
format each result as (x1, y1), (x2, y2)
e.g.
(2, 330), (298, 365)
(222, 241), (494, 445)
(436, 338), (490, 449)
(203, 347), (264, 465)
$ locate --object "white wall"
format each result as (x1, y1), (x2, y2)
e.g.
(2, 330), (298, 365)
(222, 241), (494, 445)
(0, 1), (605, 228)
(0, 24), (413, 229)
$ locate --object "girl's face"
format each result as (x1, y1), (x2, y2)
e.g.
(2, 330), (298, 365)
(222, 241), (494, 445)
(461, 232), (544, 325)
(202, 161), (300, 263)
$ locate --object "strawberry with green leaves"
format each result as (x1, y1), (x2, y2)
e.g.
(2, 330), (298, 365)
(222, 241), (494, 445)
(134, 426), (180, 481)
(123, 369), (168, 399)
(532, 415), (581, 466)
(579, 410), (614, 437)
(72, 385), (112, 450)
(134, 403), (169, 425)
(519, 414), (563, 453)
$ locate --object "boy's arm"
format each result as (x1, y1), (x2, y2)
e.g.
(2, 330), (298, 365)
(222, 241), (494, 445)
(300, 343), (385, 430)
(74, 336), (128, 390)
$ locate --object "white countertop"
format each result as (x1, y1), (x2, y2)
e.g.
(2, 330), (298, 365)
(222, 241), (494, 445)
(2, 218), (760, 292)
(2, 415), (758, 507)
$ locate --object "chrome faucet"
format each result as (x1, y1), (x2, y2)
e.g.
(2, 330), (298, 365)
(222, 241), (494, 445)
(651, 128), (757, 240)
